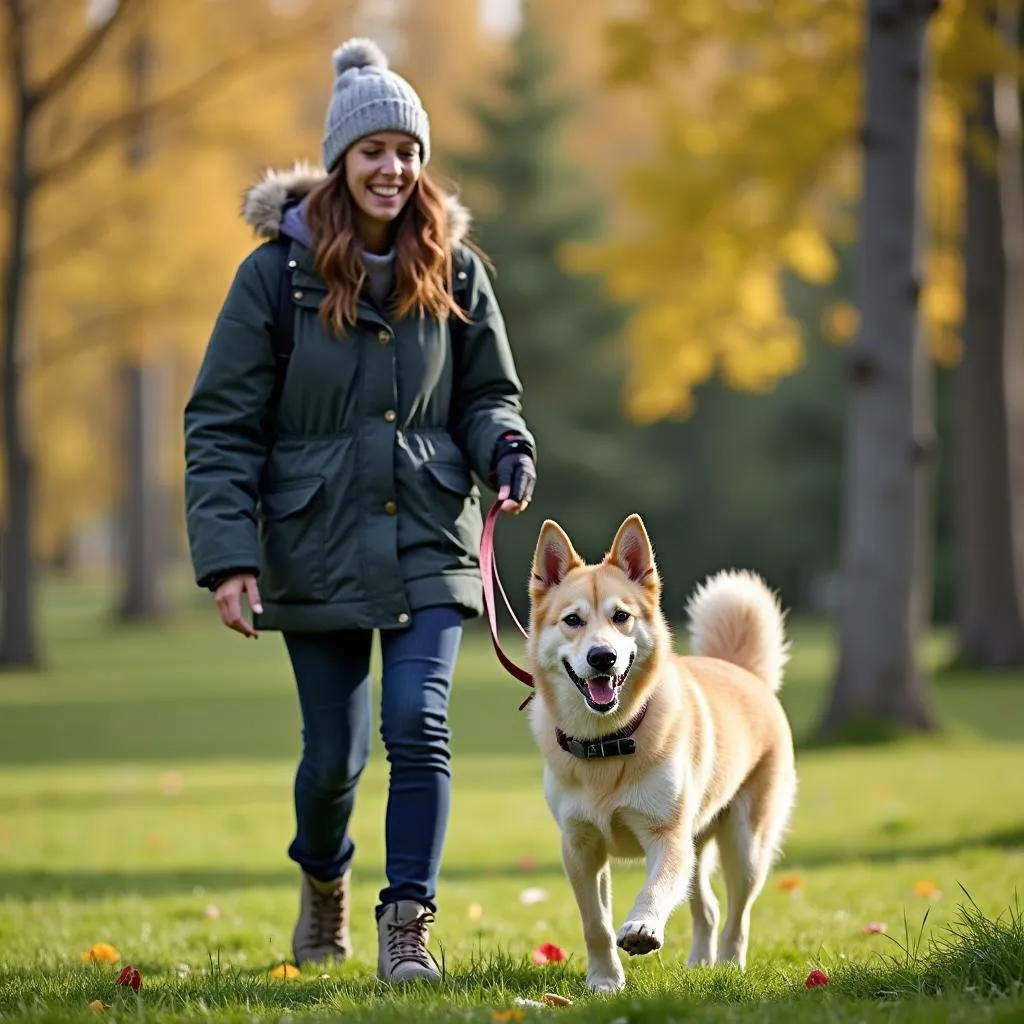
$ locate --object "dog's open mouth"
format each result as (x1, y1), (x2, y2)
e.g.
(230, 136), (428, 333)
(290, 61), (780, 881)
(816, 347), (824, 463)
(562, 653), (636, 713)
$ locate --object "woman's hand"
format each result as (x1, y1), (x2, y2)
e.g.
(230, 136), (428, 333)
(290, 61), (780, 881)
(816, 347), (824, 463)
(493, 435), (537, 514)
(215, 573), (263, 638)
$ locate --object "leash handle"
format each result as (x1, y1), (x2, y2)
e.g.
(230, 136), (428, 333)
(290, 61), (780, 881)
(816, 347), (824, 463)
(480, 500), (535, 707)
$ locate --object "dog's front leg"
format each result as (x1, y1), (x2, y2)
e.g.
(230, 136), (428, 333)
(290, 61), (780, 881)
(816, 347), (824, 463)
(616, 829), (694, 956)
(561, 830), (625, 992)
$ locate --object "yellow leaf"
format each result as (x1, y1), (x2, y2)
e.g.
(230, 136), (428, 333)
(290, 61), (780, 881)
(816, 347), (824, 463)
(270, 962), (301, 980)
(491, 1012), (525, 1023)
(87, 1000), (110, 1013)
(781, 227), (838, 285)
(822, 302), (860, 344)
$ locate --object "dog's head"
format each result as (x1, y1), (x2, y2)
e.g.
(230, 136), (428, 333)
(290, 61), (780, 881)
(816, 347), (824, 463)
(527, 514), (667, 733)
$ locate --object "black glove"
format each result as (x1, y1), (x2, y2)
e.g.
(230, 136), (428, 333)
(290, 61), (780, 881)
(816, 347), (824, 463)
(491, 434), (537, 505)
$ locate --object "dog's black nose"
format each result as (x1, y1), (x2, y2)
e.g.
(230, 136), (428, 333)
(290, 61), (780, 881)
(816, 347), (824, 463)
(587, 646), (617, 672)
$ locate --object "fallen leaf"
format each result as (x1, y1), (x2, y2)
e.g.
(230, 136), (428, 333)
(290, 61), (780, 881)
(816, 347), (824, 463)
(159, 771), (184, 796)
(270, 962), (301, 980)
(914, 879), (942, 901)
(532, 942), (567, 965)
(805, 969), (829, 989)
(542, 992), (573, 1006)
(777, 873), (805, 893)
(81, 943), (120, 965)
(519, 887), (549, 905)
(468, 901), (484, 923)
(492, 1012), (525, 1023)
(116, 965), (142, 991)
(862, 921), (888, 935)
(87, 1000), (110, 1013)
(203, 903), (221, 920)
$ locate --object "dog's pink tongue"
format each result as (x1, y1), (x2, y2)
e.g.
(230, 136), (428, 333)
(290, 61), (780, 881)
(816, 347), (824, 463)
(587, 678), (616, 705)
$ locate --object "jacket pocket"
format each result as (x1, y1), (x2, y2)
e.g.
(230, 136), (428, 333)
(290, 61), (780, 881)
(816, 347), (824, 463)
(422, 460), (481, 559)
(259, 475), (327, 602)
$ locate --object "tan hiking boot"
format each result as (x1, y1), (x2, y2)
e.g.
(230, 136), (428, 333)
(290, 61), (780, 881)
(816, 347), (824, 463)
(291, 871), (351, 966)
(376, 901), (441, 984)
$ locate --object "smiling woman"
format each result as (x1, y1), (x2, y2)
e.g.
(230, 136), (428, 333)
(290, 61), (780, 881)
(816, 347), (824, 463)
(183, 34), (538, 992)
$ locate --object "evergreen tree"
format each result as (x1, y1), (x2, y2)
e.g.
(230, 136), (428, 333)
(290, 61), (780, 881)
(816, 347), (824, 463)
(450, 1), (666, 582)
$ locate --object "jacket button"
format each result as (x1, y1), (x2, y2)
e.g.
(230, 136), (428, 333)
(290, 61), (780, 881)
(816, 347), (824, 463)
(287, 259), (297, 269)
(398, 612), (410, 624)
(384, 409), (396, 422)
(378, 329), (390, 344)
(293, 290), (303, 300)
(384, 501), (397, 515)
(457, 270), (467, 280)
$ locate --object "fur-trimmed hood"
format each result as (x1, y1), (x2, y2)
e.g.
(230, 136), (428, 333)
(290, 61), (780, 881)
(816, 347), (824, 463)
(241, 163), (473, 247)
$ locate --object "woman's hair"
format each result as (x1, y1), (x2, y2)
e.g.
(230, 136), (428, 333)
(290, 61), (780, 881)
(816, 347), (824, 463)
(305, 163), (471, 333)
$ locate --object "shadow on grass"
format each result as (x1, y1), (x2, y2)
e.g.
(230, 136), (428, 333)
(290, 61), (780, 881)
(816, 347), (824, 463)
(0, 861), (570, 901)
(782, 824), (1024, 871)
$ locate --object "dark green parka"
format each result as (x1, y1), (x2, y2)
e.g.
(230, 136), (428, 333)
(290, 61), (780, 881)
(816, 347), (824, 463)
(184, 166), (534, 632)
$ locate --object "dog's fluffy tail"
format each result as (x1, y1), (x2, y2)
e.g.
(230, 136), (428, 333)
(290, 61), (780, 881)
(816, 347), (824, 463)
(685, 570), (790, 691)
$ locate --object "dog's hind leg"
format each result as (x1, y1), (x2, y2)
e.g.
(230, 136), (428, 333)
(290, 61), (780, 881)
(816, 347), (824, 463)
(562, 829), (624, 993)
(718, 772), (794, 969)
(686, 836), (719, 967)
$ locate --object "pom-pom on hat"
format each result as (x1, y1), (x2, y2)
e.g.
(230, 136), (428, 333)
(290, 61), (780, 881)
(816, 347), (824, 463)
(322, 37), (431, 171)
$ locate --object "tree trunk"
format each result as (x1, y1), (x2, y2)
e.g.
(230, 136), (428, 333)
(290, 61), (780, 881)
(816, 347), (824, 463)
(955, 73), (1024, 665)
(818, 0), (937, 737)
(0, 5), (41, 669)
(117, 8), (166, 622)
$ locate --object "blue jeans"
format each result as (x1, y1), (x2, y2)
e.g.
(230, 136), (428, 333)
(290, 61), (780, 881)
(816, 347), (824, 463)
(282, 605), (462, 911)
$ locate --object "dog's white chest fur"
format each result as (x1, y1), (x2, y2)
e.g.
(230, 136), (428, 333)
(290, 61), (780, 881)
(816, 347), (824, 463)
(543, 755), (686, 860)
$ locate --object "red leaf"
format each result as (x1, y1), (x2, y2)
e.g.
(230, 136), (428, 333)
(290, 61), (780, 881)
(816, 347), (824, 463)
(115, 965), (142, 992)
(805, 969), (829, 990)
(531, 943), (567, 965)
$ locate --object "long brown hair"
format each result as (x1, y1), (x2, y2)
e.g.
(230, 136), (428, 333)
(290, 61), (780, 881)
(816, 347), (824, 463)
(305, 164), (468, 334)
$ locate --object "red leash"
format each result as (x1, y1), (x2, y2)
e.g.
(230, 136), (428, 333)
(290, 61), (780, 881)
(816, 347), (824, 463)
(480, 500), (535, 710)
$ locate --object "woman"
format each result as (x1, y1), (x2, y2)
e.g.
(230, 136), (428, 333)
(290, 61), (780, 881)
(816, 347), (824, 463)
(184, 38), (536, 984)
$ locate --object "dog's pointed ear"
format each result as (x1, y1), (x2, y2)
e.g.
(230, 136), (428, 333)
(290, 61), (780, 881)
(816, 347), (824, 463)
(606, 514), (659, 591)
(531, 520), (583, 597)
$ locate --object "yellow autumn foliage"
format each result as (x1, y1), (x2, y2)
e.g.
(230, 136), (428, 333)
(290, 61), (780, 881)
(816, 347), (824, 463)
(591, 0), (1004, 418)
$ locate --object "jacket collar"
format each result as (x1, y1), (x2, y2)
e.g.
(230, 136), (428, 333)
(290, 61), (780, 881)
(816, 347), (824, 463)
(241, 162), (473, 247)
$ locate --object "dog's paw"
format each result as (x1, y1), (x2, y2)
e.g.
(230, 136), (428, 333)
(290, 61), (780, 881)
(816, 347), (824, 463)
(616, 919), (663, 956)
(586, 966), (625, 993)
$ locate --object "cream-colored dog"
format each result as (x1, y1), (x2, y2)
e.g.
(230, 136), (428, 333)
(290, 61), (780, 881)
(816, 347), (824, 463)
(526, 514), (796, 992)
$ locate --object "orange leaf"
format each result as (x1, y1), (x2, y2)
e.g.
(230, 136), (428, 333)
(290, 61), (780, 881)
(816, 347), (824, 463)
(270, 962), (300, 980)
(81, 943), (120, 965)
(777, 873), (804, 893)
(542, 992), (573, 1006)
(87, 1000), (110, 1013)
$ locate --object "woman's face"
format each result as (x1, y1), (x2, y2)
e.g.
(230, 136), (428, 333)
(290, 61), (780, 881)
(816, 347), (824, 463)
(344, 131), (422, 237)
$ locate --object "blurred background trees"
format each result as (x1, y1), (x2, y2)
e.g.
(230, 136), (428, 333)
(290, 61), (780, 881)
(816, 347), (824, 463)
(3, 0), (1024, 742)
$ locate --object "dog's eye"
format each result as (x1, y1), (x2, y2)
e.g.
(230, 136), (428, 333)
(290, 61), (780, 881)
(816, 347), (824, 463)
(563, 613), (583, 628)
(612, 609), (631, 625)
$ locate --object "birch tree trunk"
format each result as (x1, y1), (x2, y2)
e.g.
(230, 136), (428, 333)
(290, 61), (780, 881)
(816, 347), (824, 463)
(818, 0), (938, 737)
(956, 67), (1024, 666)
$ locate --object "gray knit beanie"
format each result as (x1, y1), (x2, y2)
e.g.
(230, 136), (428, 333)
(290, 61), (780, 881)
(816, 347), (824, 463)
(322, 38), (431, 171)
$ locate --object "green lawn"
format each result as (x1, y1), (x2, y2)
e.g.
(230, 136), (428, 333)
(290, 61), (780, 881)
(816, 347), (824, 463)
(0, 578), (1022, 1022)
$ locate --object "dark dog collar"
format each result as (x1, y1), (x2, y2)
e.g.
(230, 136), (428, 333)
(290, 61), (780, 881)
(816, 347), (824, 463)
(555, 701), (650, 759)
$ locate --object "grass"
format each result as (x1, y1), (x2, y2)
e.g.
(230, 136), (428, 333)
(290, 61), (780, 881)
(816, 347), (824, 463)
(0, 575), (1023, 1021)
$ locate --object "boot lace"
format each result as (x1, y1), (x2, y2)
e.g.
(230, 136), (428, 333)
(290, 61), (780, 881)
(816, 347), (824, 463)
(308, 881), (345, 947)
(386, 910), (436, 968)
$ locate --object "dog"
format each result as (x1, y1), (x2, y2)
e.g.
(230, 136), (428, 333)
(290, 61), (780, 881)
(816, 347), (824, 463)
(526, 514), (796, 992)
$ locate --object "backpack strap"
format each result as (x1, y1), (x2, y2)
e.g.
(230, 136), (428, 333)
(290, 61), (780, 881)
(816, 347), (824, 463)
(264, 237), (295, 439)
